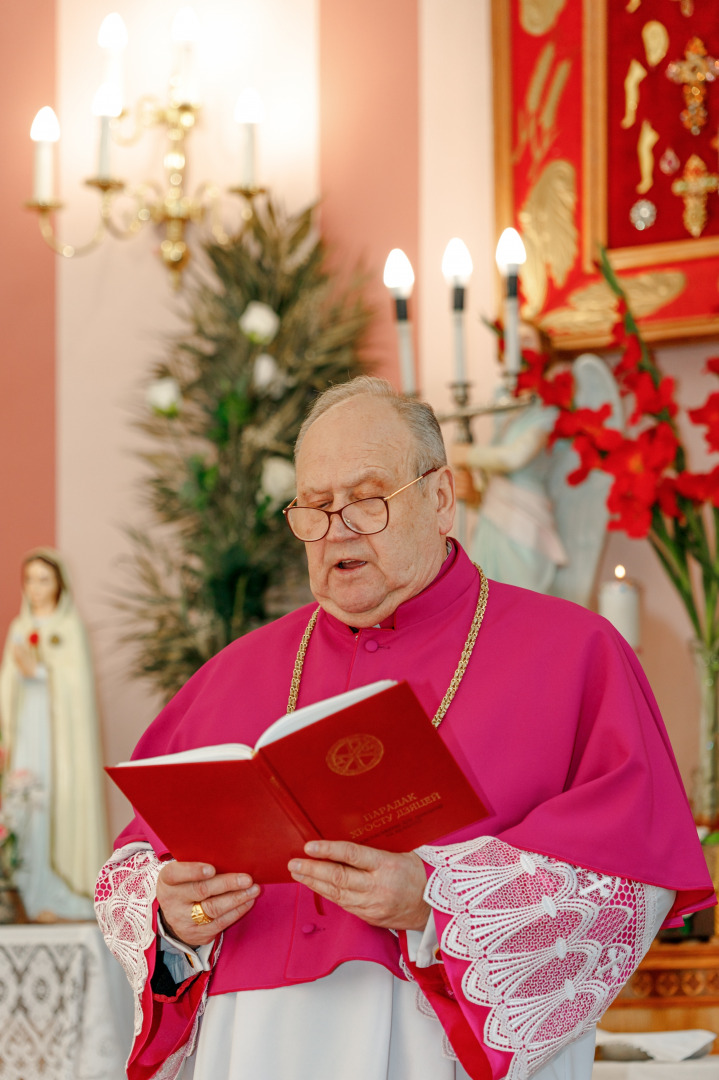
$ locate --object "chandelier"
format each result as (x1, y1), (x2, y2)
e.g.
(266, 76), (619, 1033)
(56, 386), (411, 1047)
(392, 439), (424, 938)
(26, 8), (263, 289)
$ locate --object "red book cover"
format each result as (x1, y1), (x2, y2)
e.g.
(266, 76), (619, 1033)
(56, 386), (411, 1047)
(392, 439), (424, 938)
(107, 681), (488, 883)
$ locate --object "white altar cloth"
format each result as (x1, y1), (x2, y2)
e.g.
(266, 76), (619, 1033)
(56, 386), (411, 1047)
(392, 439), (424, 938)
(0, 921), (133, 1080)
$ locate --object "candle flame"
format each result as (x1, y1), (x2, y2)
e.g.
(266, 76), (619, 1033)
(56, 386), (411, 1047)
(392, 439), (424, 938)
(614, 565), (627, 580)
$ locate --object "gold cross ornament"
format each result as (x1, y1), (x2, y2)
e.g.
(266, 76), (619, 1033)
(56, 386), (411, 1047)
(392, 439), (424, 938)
(666, 37), (719, 135)
(671, 154), (719, 237)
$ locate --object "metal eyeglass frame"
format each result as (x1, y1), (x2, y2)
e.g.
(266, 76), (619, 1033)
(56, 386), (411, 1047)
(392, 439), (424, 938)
(282, 467), (439, 541)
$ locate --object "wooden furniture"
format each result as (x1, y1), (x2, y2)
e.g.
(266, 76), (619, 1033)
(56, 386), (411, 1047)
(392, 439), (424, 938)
(601, 941), (719, 1051)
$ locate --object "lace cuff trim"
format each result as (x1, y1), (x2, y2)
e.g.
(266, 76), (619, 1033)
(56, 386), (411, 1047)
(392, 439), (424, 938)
(94, 842), (161, 1037)
(418, 837), (663, 1080)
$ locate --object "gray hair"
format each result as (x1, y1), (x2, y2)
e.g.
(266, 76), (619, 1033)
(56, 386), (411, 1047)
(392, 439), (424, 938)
(294, 376), (447, 475)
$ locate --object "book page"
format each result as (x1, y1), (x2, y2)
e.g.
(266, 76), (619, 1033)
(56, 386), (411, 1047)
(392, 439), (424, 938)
(114, 743), (254, 767)
(254, 679), (397, 750)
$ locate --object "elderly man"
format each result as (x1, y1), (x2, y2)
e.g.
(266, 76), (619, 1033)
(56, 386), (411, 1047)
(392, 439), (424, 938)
(97, 376), (713, 1080)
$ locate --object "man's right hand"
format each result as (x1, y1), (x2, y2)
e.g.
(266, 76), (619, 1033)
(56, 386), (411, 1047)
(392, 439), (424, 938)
(156, 861), (260, 948)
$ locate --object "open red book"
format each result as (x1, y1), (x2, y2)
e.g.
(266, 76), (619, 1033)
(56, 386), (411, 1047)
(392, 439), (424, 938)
(107, 680), (488, 883)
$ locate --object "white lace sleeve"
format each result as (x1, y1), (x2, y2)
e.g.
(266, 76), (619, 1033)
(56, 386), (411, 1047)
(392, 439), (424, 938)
(416, 836), (674, 1080)
(94, 841), (161, 1037)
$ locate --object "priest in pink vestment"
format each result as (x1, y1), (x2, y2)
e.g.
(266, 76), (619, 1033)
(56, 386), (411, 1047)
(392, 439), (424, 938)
(96, 376), (715, 1080)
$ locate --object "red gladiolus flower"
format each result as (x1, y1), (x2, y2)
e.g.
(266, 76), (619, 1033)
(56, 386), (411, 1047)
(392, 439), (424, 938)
(566, 435), (602, 485)
(610, 299), (628, 345)
(603, 423), (679, 481)
(656, 476), (680, 519)
(689, 391), (719, 453)
(624, 372), (678, 423)
(614, 334), (642, 379)
(706, 357), (719, 377)
(708, 465), (719, 508)
(675, 471), (711, 503)
(537, 370), (574, 409)
(516, 349), (550, 396)
(676, 466), (719, 508)
(606, 472), (657, 538)
(552, 403), (620, 447)
(28, 632), (39, 647)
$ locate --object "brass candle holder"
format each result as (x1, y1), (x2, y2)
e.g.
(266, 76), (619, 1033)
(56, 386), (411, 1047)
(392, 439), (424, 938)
(26, 97), (266, 289)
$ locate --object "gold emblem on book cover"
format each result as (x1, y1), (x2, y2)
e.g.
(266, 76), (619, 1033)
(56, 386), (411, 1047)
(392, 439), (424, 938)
(326, 734), (384, 776)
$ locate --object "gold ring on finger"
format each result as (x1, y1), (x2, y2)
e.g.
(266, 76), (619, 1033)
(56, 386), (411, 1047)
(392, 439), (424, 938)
(190, 901), (212, 926)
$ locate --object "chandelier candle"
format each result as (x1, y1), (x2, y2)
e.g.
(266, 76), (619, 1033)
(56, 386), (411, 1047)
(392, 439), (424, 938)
(97, 13), (127, 110)
(30, 107), (60, 204)
(235, 88), (264, 190)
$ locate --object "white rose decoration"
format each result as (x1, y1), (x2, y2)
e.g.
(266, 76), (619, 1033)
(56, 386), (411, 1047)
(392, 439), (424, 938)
(253, 353), (280, 391)
(259, 456), (296, 510)
(239, 301), (280, 345)
(147, 377), (182, 416)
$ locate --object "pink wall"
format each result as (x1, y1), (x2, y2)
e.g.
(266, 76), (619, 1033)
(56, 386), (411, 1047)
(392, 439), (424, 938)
(0, 0), (56, 629)
(319, 0), (419, 383)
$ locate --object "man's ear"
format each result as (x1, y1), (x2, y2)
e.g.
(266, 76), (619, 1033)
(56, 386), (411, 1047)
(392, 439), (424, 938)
(435, 466), (456, 535)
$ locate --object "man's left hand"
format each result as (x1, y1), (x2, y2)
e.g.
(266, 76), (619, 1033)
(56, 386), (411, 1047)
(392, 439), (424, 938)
(288, 840), (430, 931)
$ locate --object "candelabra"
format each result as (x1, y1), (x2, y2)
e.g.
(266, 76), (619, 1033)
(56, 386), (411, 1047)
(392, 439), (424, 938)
(383, 229), (528, 544)
(25, 9), (265, 289)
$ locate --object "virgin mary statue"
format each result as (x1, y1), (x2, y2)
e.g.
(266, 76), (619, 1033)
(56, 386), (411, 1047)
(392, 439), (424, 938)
(0, 548), (108, 920)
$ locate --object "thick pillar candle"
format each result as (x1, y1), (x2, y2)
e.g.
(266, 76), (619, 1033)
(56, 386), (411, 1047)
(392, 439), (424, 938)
(599, 565), (640, 649)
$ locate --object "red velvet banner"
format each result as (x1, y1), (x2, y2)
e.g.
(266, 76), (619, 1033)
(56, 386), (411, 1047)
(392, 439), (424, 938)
(493, 0), (719, 349)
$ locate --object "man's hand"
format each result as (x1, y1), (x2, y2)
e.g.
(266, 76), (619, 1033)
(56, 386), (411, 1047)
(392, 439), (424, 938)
(288, 840), (430, 931)
(156, 861), (260, 948)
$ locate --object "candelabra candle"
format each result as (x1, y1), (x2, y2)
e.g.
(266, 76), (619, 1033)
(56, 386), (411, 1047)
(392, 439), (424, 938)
(441, 238), (472, 385)
(383, 248), (416, 396)
(395, 303), (416, 398)
(451, 290), (466, 384)
(504, 270), (520, 376)
(599, 565), (640, 650)
(495, 228), (526, 380)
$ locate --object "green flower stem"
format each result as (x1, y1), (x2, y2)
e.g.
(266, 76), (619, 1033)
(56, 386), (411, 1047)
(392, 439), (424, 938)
(650, 511), (702, 639)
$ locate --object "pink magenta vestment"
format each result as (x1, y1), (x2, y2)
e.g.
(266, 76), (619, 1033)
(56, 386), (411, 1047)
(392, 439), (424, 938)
(97, 543), (714, 1080)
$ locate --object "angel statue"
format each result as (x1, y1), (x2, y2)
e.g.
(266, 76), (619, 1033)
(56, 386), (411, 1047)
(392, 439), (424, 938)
(452, 354), (622, 607)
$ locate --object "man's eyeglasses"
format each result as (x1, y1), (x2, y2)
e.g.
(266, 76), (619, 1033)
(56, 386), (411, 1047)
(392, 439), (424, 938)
(283, 468), (438, 542)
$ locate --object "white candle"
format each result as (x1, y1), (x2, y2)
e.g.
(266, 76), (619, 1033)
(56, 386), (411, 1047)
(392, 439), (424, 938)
(97, 13), (128, 111)
(234, 89), (264, 189)
(396, 320), (416, 397)
(239, 124), (256, 188)
(92, 84), (122, 180)
(30, 107), (60, 204)
(599, 565), (640, 649)
(441, 238), (473, 385)
(171, 6), (200, 105)
(383, 248), (416, 396)
(495, 228), (527, 379)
